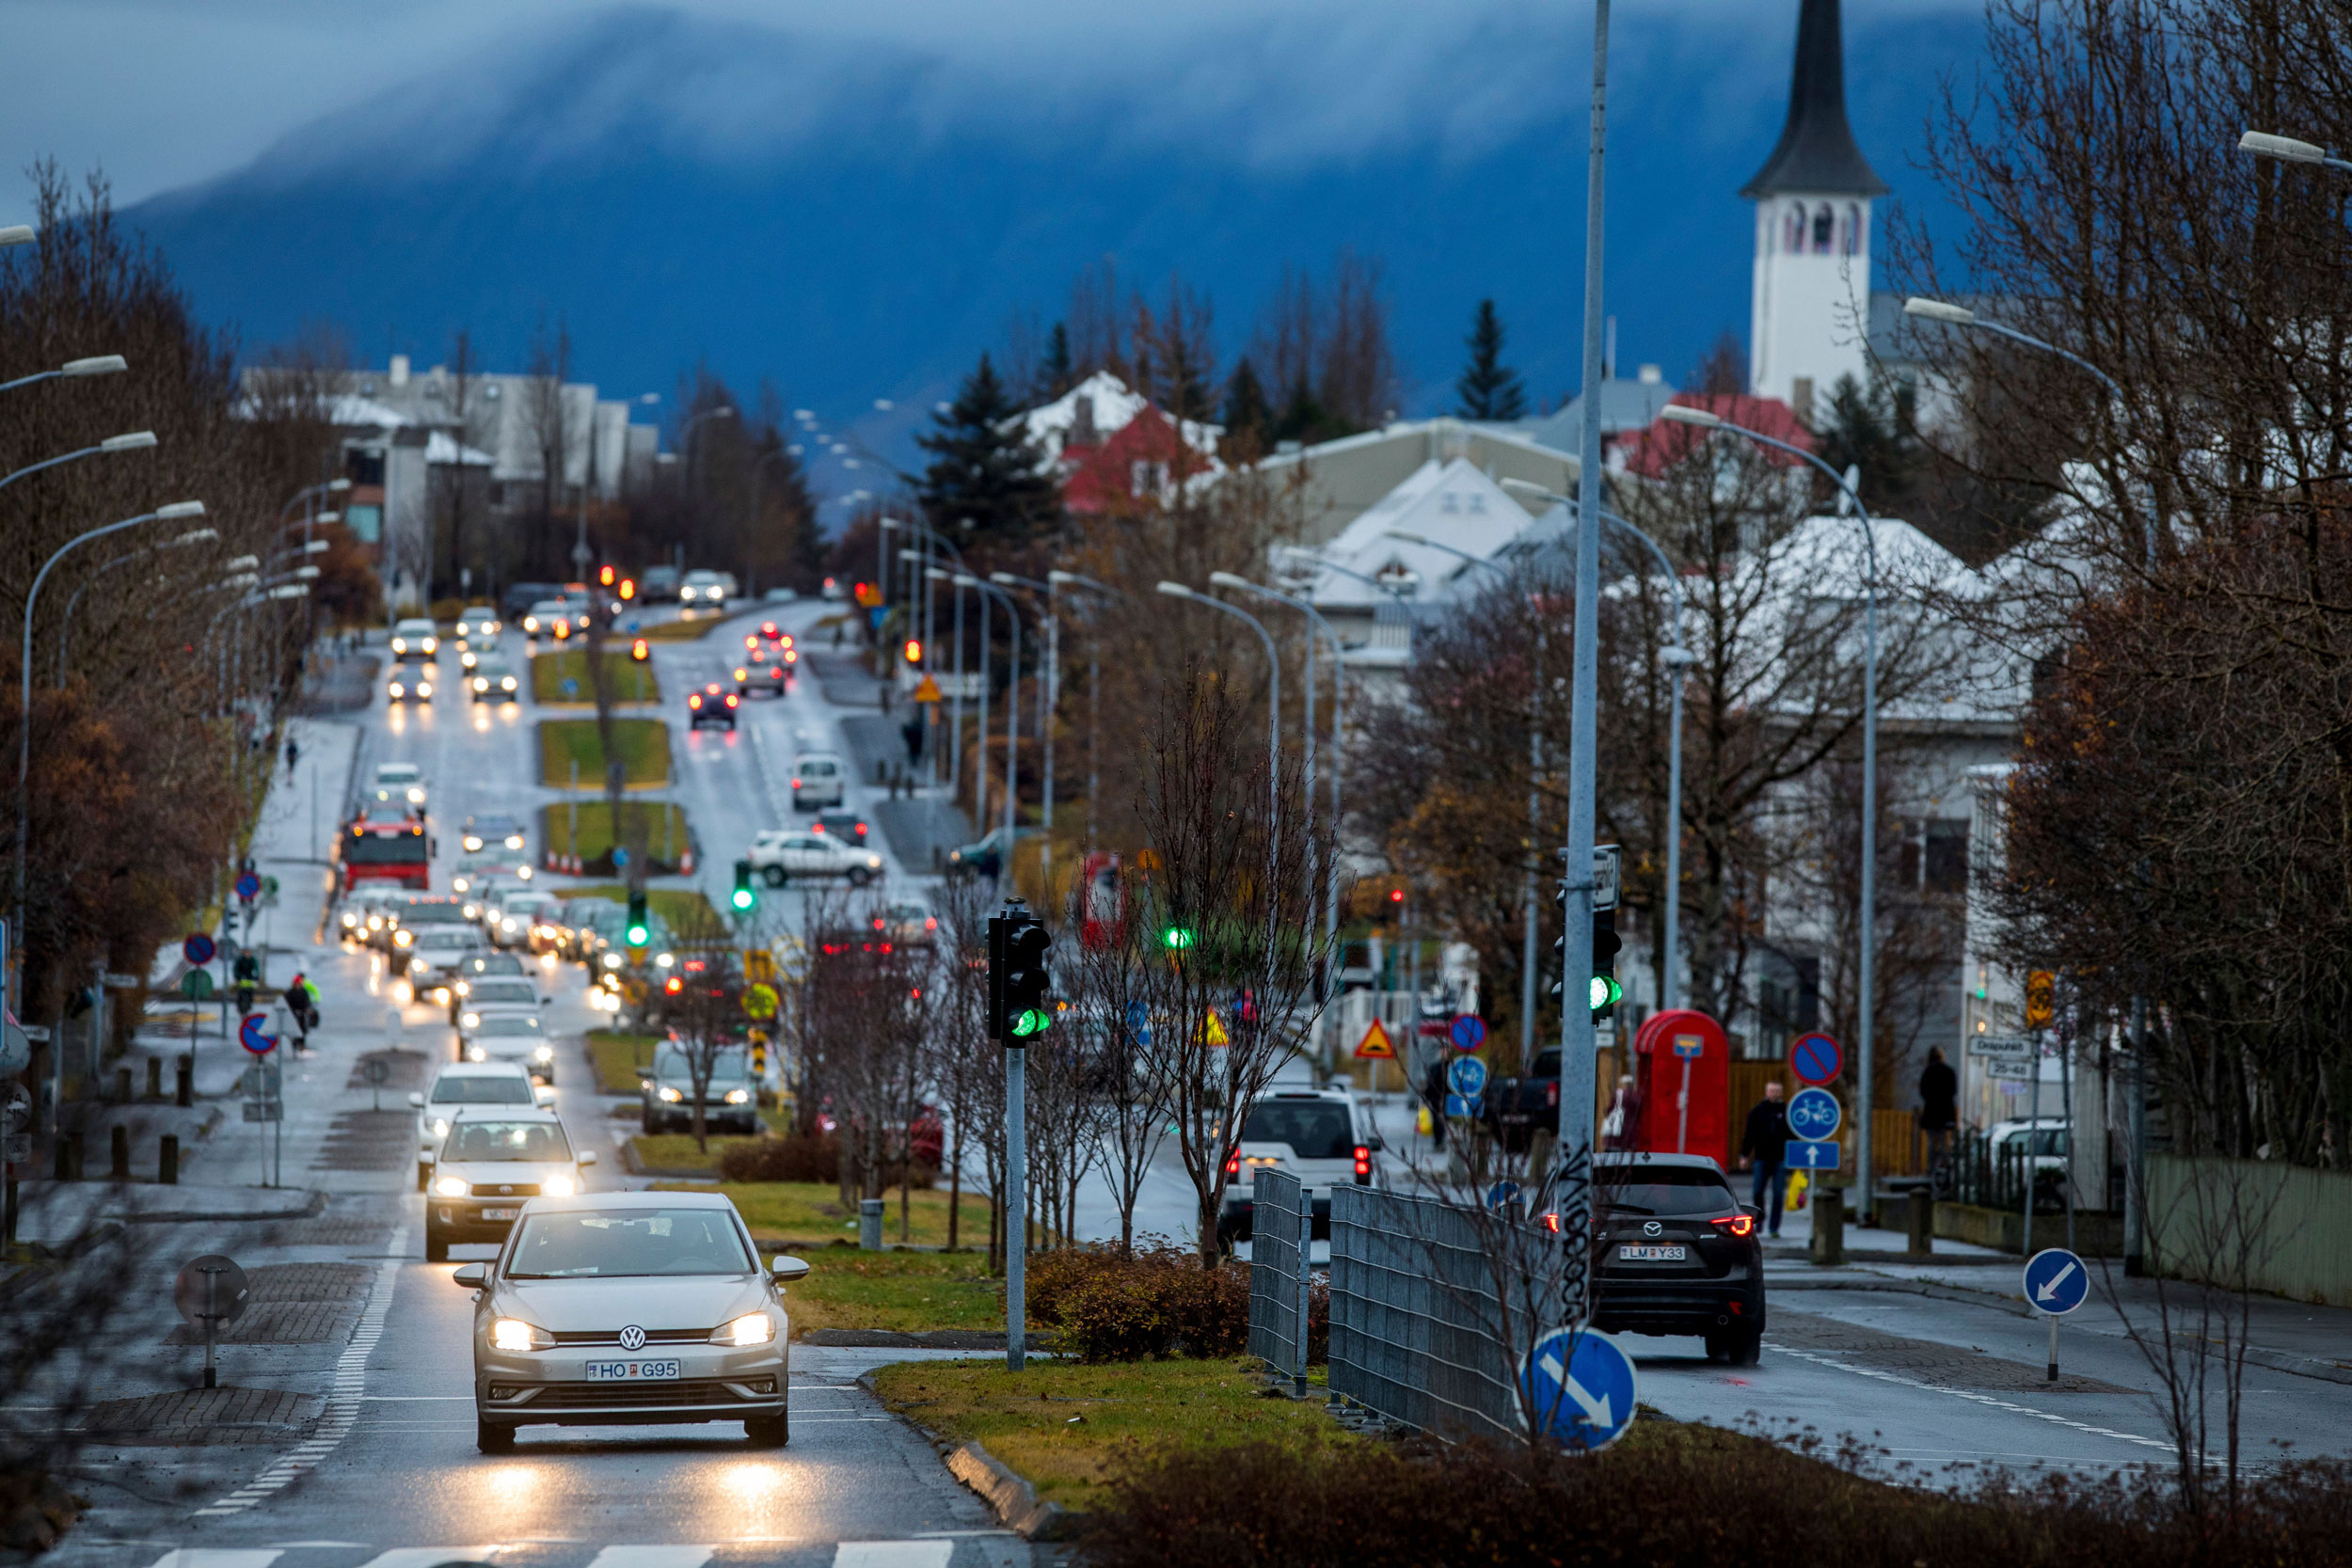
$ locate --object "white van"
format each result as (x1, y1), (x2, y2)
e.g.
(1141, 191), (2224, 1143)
(789, 752), (847, 810)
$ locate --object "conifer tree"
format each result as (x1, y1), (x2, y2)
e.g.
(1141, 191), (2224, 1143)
(915, 352), (1058, 544)
(1454, 298), (1527, 420)
(1037, 323), (1075, 403)
(1220, 357), (1272, 452)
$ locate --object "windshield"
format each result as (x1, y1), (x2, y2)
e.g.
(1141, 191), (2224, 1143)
(507, 1208), (753, 1278)
(402, 904), (470, 925)
(654, 1047), (746, 1081)
(1240, 1101), (1355, 1159)
(430, 1076), (534, 1105)
(376, 766), (420, 784)
(417, 929), (478, 949)
(345, 835), (427, 865)
(444, 1120), (570, 1162)
(1601, 1166), (1739, 1216)
(469, 981), (537, 1006)
(474, 1016), (541, 1037)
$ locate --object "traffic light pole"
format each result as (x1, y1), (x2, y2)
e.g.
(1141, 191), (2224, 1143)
(1004, 1042), (1025, 1372)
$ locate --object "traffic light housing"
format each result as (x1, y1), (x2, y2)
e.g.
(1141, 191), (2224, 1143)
(731, 860), (756, 912)
(903, 638), (923, 665)
(626, 890), (650, 948)
(1591, 909), (1623, 1020)
(599, 564), (615, 587)
(986, 903), (1055, 1041)
(629, 637), (649, 662)
(1161, 924), (1196, 951)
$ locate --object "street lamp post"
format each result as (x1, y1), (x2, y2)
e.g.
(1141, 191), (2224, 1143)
(960, 577), (1023, 847)
(56, 526), (221, 681)
(993, 574), (1059, 896)
(1156, 581), (1281, 852)
(2239, 130), (2352, 175)
(0, 431), (158, 497)
(0, 355), (126, 396)
(16, 501), (207, 936)
(1048, 572), (1122, 863)
(1662, 402), (1883, 1215)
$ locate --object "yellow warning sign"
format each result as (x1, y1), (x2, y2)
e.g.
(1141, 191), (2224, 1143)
(1195, 1008), (1230, 1046)
(912, 674), (943, 704)
(1354, 1019), (1395, 1059)
(743, 982), (779, 1021)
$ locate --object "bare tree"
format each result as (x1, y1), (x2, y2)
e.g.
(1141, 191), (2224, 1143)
(1062, 863), (1168, 1255)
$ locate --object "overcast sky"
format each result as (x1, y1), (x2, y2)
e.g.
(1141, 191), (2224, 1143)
(7, 0), (1980, 221)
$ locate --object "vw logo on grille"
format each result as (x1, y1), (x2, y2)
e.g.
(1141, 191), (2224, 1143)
(617, 1324), (646, 1352)
(499, 1185), (514, 1196)
(1643, 1220), (1662, 1237)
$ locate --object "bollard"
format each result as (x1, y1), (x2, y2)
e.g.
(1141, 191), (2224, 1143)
(859, 1196), (884, 1251)
(1907, 1191), (1934, 1256)
(111, 1124), (130, 1180)
(147, 1056), (163, 1100)
(65, 1132), (85, 1182)
(176, 1054), (193, 1107)
(1809, 1184), (1845, 1266)
(117, 1067), (133, 1104)
(53, 1137), (69, 1180)
(160, 1134), (180, 1185)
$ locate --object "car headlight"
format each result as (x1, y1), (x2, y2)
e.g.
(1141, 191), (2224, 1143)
(434, 1175), (469, 1197)
(532, 1045), (552, 1062)
(517, 866), (532, 879)
(724, 1088), (750, 1105)
(433, 986), (452, 1004)
(467, 1045), (485, 1062)
(601, 952), (622, 969)
(463, 836), (484, 851)
(541, 1172), (576, 1197)
(713, 1312), (773, 1347)
(392, 639), (406, 653)
(395, 928), (415, 946)
(433, 1117), (450, 1136)
(501, 919), (516, 933)
(407, 787), (426, 803)
(473, 677), (487, 691)
(501, 676), (516, 690)
(417, 682), (432, 696)
(655, 953), (675, 969)
(658, 1085), (682, 1102)
(505, 834), (525, 849)
(461, 1012), (480, 1028)
(462, 904), (478, 919)
(341, 911), (358, 927)
(389, 682), (405, 696)
(422, 637), (438, 653)
(866, 856), (882, 869)
(456, 980), (471, 996)
(490, 1318), (552, 1352)
(453, 876), (469, 892)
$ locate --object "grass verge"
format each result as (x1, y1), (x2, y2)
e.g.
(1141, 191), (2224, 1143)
(868, 1357), (1352, 1513)
(585, 1029), (659, 1093)
(632, 1132), (767, 1173)
(538, 718), (672, 789)
(539, 801), (692, 873)
(531, 649), (661, 704)
(656, 1180), (969, 1248)
(639, 610), (744, 641)
(784, 1247), (1003, 1336)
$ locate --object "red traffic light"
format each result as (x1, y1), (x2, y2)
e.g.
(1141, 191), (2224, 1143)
(599, 564), (616, 587)
(618, 578), (636, 600)
(1389, 888), (1406, 904)
(903, 638), (923, 664)
(630, 638), (649, 661)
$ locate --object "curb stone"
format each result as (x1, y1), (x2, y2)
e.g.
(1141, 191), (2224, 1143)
(856, 1369), (1089, 1542)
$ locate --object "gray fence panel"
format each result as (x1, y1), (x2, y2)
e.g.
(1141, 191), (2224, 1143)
(1328, 1185), (1520, 1442)
(1247, 1167), (1304, 1374)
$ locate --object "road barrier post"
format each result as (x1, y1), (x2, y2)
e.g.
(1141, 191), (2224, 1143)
(160, 1134), (179, 1185)
(1809, 1185), (1844, 1266)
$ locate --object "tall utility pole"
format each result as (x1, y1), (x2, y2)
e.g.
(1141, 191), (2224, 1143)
(1554, 0), (1611, 1327)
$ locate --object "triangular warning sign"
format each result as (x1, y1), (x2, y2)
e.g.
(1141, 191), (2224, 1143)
(1355, 1019), (1395, 1059)
(912, 674), (943, 703)
(1197, 1008), (1230, 1046)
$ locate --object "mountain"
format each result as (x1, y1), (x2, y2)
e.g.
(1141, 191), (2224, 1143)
(124, 4), (1989, 457)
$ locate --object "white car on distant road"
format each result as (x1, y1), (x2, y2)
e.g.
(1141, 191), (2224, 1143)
(678, 569), (736, 605)
(747, 829), (882, 888)
(409, 1061), (546, 1190)
(460, 1011), (556, 1084)
(788, 752), (847, 810)
(389, 618), (440, 661)
(371, 761), (430, 815)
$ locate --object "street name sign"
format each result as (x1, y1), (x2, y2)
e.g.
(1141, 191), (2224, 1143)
(1788, 1086), (1843, 1142)
(1519, 1327), (1638, 1450)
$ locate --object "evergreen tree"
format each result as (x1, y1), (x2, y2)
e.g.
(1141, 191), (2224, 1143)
(1220, 357), (1273, 452)
(915, 352), (1059, 543)
(1454, 298), (1527, 420)
(1037, 322), (1074, 403)
(1272, 374), (1350, 447)
(1813, 372), (1921, 519)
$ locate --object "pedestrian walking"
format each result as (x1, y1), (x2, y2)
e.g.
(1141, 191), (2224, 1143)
(285, 737), (300, 779)
(1601, 1072), (1643, 1151)
(1738, 1081), (1792, 1238)
(1422, 1053), (1449, 1150)
(1920, 1045), (1959, 1182)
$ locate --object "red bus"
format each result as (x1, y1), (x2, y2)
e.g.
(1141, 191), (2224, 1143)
(340, 816), (431, 893)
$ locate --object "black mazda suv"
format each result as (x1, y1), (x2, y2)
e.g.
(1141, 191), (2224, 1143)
(1590, 1151), (1766, 1364)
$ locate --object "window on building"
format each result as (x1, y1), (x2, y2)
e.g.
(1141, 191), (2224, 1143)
(1786, 203), (1806, 253)
(1840, 203), (1863, 256)
(348, 450), (385, 487)
(1812, 204), (1835, 254)
(1129, 459), (1169, 498)
(1898, 818), (1971, 894)
(343, 504), (382, 544)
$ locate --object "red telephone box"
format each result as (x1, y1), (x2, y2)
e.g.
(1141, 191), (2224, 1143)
(1631, 1008), (1732, 1170)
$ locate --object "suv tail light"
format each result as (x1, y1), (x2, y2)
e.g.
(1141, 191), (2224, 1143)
(1224, 1153), (1240, 1178)
(1353, 1145), (1372, 1183)
(1546, 1082), (1559, 1107)
(1710, 1213), (1757, 1239)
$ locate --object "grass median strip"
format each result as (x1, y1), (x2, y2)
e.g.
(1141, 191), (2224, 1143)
(585, 1029), (658, 1093)
(531, 648), (661, 704)
(868, 1357), (1354, 1513)
(660, 1180), (969, 1248)
(539, 801), (691, 872)
(539, 718), (671, 789)
(563, 884), (723, 932)
(639, 610), (744, 641)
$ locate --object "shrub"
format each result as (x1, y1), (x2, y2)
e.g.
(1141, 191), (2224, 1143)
(1025, 1244), (1254, 1362)
(716, 1134), (839, 1184)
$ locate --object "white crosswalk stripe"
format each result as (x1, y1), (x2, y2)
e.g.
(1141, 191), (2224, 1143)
(345, 1551), (501, 1568)
(583, 1548), (715, 1568)
(834, 1543), (955, 1568)
(145, 1552), (285, 1568)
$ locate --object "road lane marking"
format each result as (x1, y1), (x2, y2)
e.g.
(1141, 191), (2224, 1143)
(193, 1222), (411, 1517)
(584, 1549), (716, 1567)
(835, 1544), (954, 1568)
(346, 1552), (502, 1568)
(145, 1553), (284, 1568)
(1768, 1345), (2175, 1452)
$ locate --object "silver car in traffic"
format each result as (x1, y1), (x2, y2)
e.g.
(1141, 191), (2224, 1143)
(451, 1190), (808, 1452)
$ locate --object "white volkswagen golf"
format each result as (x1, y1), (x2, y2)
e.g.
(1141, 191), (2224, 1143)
(452, 1190), (808, 1453)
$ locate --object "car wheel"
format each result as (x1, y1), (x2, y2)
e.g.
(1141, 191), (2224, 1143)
(425, 1232), (449, 1263)
(847, 868), (871, 888)
(1728, 1325), (1763, 1366)
(763, 865), (788, 888)
(744, 1413), (788, 1449)
(476, 1417), (516, 1454)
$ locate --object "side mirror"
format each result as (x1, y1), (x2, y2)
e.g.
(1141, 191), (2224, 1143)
(407, 1092), (425, 1109)
(533, 1085), (555, 1106)
(451, 1262), (487, 1288)
(771, 1255), (811, 1284)
(540, 994), (551, 1007)
(1363, 1134), (1386, 1152)
(578, 1149), (598, 1166)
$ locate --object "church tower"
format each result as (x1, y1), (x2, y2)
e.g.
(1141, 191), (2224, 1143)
(1744, 0), (1886, 421)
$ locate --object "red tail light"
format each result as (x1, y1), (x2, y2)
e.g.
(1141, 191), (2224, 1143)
(725, 693), (739, 707)
(791, 778), (801, 788)
(1546, 1082), (1559, 1107)
(872, 917), (886, 930)
(689, 695), (702, 708)
(855, 821), (867, 834)
(1353, 1145), (1371, 1180)
(1541, 1212), (1563, 1233)
(664, 976), (682, 994)
(1711, 1213), (1757, 1239)
(1224, 1153), (1240, 1178)
(924, 917), (937, 930)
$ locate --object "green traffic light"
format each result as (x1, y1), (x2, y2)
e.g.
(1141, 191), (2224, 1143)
(1010, 1007), (1053, 1037)
(1162, 927), (1196, 950)
(730, 888), (755, 911)
(1588, 974), (1624, 1013)
(628, 925), (650, 946)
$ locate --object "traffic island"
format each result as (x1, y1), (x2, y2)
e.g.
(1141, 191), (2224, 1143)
(537, 801), (694, 876)
(538, 719), (672, 790)
(529, 649), (661, 705)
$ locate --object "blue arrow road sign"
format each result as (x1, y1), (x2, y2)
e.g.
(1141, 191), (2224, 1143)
(234, 871), (261, 902)
(2024, 1247), (2090, 1314)
(1450, 1014), (1487, 1053)
(238, 1011), (278, 1055)
(1487, 1180), (1521, 1211)
(1785, 1139), (1840, 1171)
(1444, 1093), (1482, 1118)
(1447, 1057), (1488, 1100)
(1520, 1327), (1639, 1450)
(1788, 1086), (1843, 1141)
(1790, 1031), (1843, 1085)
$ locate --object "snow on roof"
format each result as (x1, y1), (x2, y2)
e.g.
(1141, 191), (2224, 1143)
(320, 393), (416, 429)
(1021, 371), (1219, 467)
(426, 430), (496, 467)
(1300, 458), (1538, 610)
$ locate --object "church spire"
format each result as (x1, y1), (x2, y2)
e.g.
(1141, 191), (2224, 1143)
(1740, 0), (1886, 198)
